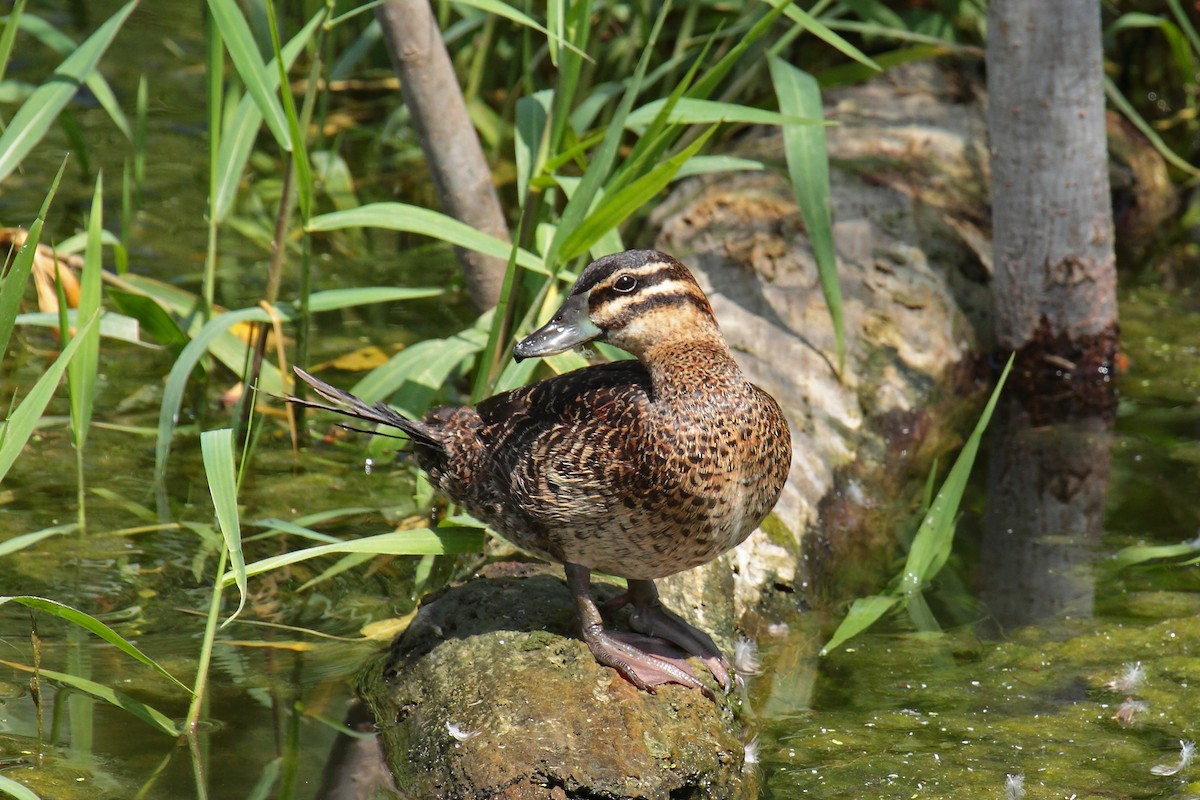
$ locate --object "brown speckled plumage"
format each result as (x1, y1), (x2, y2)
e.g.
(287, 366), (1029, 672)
(292, 249), (791, 694)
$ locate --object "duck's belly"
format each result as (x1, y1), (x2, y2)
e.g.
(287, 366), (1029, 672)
(489, 479), (770, 580)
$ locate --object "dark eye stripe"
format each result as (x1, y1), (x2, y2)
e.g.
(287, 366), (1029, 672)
(588, 267), (685, 308)
(601, 291), (714, 325)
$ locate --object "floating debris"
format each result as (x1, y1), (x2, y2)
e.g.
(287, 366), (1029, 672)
(1111, 698), (1149, 727)
(1004, 772), (1025, 800)
(733, 636), (762, 677)
(446, 721), (480, 742)
(1104, 662), (1145, 693)
(1151, 740), (1195, 776)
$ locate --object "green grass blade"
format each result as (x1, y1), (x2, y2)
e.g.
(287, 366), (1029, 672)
(0, 772), (41, 800)
(200, 429), (246, 625)
(765, 0), (881, 72)
(451, 0), (588, 59)
(67, 173), (105, 451)
(0, 312), (97, 483)
(206, 0), (291, 150)
(227, 527), (488, 583)
(210, 11), (321, 222)
(0, 0), (27, 87)
(305, 287), (442, 312)
(899, 354), (1013, 593)
(154, 306), (269, 481)
(264, 1), (315, 221)
(689, 0), (793, 100)
(0, 159), (67, 365)
(769, 57), (844, 371)
(156, 286), (441, 478)
(308, 203), (546, 273)
(10, 12), (133, 140)
(820, 595), (899, 655)
(0, 524), (76, 557)
(559, 124), (717, 262)
(623, 98), (820, 131)
(0, 596), (190, 693)
(672, 155), (764, 179)
(0, 660), (179, 736)
(545, 0), (669, 268)
(1166, 0), (1200, 54)
(1104, 76), (1200, 178)
(515, 90), (552, 203)
(351, 331), (485, 416)
(0, 0), (136, 183)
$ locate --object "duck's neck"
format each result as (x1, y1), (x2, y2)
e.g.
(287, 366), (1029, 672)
(640, 337), (742, 401)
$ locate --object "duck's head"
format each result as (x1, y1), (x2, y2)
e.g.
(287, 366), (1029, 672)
(513, 249), (722, 362)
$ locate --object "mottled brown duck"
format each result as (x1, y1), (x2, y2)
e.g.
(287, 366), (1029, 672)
(290, 249), (791, 693)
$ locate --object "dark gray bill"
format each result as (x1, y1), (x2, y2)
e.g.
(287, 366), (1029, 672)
(513, 292), (602, 361)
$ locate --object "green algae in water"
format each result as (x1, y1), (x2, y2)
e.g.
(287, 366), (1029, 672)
(758, 615), (1200, 799)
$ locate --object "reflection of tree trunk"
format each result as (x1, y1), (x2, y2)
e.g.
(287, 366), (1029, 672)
(375, 0), (509, 313)
(979, 398), (1114, 632)
(987, 0), (1119, 392)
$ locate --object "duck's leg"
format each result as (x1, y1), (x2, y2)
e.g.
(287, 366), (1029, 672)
(624, 579), (733, 693)
(564, 563), (710, 694)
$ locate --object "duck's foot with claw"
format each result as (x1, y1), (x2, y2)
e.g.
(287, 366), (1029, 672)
(566, 563), (725, 696)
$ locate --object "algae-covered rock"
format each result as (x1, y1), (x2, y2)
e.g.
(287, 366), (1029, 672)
(361, 569), (753, 799)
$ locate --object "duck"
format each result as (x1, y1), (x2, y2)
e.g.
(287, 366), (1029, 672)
(290, 249), (792, 694)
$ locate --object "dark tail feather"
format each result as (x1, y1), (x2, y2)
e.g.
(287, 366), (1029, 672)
(288, 367), (445, 449)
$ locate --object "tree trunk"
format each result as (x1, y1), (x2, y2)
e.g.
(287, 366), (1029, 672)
(375, 0), (509, 313)
(986, 0), (1119, 398)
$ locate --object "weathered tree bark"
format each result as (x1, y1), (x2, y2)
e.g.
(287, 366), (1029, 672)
(375, 0), (509, 313)
(986, 0), (1119, 397)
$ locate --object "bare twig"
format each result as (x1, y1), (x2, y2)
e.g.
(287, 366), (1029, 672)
(375, 0), (510, 313)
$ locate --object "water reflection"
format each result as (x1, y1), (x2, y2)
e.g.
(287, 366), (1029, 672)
(979, 398), (1115, 631)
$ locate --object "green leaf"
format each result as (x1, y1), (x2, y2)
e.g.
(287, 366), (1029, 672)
(0, 159), (66, 364)
(304, 287), (442, 312)
(0, 596), (190, 693)
(0, 659), (179, 736)
(450, 0), (587, 59)
(351, 330), (485, 416)
(201, 429), (246, 625)
(206, 0), (291, 150)
(769, 57), (844, 371)
(624, 97), (821, 131)
(558, 125), (717, 262)
(15, 311), (143, 345)
(13, 13), (132, 140)
(899, 355), (1013, 592)
(545, 0), (669, 268)
(1104, 76), (1200, 178)
(66, 173), (105, 451)
(1111, 539), (1200, 571)
(228, 527), (488, 583)
(309, 204), (546, 274)
(0, 313), (97, 484)
(0, 1), (136, 183)
(0, 772), (42, 800)
(0, 0), (28, 89)
(821, 595), (899, 655)
(211, 11), (323, 222)
(764, 0), (881, 72)
(0, 524), (76, 557)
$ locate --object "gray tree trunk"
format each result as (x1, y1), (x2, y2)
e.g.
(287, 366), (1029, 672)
(987, 0), (1118, 358)
(375, 0), (509, 313)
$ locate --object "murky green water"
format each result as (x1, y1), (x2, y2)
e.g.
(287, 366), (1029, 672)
(2, 3), (1199, 799)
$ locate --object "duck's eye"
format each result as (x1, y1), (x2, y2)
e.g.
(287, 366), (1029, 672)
(613, 274), (637, 293)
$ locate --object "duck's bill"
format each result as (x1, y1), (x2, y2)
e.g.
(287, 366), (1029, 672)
(513, 292), (602, 361)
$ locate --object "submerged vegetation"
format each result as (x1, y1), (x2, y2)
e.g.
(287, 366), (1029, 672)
(0, 0), (1197, 797)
